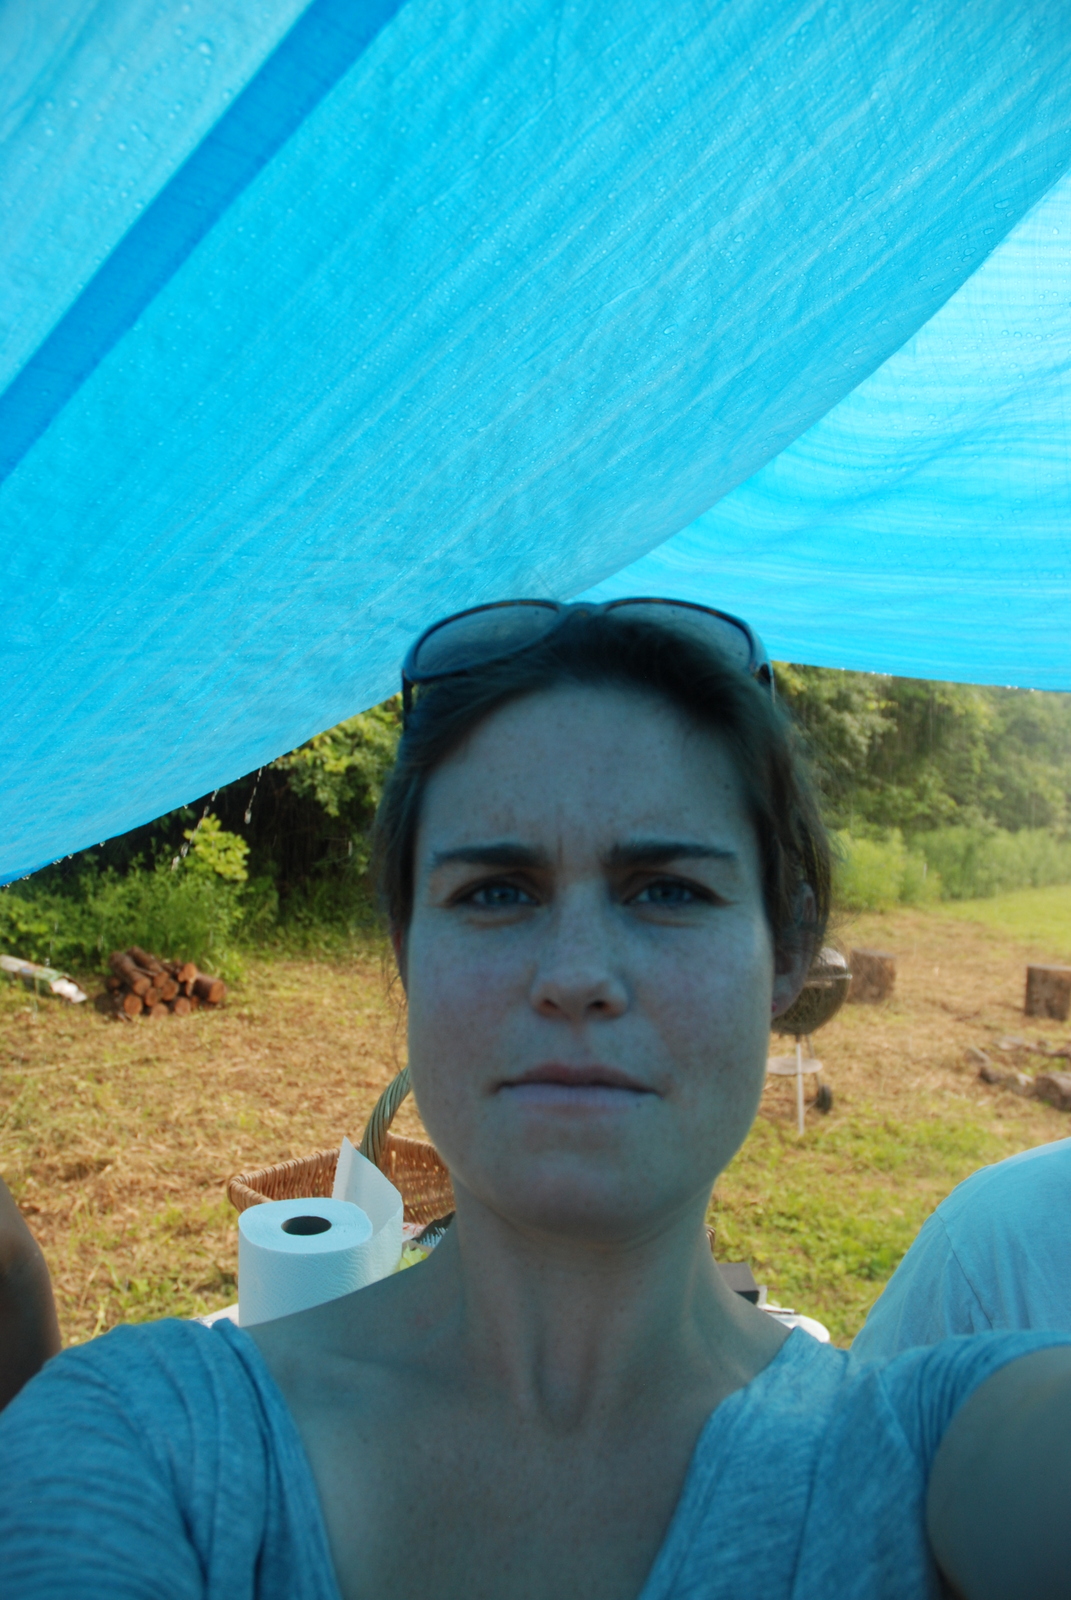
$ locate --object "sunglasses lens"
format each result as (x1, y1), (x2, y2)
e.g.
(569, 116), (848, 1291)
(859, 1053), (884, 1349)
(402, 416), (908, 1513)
(605, 601), (756, 672)
(410, 602), (562, 680)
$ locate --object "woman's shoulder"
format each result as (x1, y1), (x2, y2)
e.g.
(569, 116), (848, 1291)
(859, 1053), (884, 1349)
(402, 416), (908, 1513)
(0, 1318), (338, 1599)
(764, 1323), (1071, 1450)
(649, 1330), (1071, 1600)
(850, 1325), (1071, 1457)
(4, 1315), (267, 1443)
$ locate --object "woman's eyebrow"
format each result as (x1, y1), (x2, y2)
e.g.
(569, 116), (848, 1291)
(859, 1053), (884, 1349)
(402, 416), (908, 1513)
(428, 842), (547, 871)
(605, 839), (737, 867)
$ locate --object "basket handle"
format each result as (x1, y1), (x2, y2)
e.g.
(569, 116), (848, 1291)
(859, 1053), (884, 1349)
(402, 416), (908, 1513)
(359, 1066), (411, 1170)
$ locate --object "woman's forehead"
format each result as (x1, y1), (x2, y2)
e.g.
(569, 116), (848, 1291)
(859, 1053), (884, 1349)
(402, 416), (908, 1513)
(416, 684), (751, 855)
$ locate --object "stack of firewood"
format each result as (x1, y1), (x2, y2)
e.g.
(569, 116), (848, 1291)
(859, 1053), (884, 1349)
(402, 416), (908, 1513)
(103, 946), (226, 1020)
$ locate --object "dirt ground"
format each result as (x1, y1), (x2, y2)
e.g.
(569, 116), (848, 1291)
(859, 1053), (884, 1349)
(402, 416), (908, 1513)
(1, 906), (1068, 1345)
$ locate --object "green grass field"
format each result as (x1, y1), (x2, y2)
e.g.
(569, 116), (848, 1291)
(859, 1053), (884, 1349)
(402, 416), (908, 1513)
(941, 883), (1071, 961)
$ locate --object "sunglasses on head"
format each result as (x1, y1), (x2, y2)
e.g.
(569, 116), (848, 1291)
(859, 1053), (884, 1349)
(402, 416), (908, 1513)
(401, 598), (773, 716)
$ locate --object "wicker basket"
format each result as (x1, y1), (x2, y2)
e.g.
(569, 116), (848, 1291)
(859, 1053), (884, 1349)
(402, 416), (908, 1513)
(226, 1066), (455, 1227)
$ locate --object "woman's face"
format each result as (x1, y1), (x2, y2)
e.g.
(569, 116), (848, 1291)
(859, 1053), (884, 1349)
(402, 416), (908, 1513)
(403, 684), (808, 1241)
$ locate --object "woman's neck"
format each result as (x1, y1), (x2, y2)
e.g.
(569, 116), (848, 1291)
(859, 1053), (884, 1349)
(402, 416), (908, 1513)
(410, 1188), (785, 1430)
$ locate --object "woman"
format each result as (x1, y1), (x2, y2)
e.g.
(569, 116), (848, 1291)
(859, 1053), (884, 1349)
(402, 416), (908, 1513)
(2, 598), (1070, 1598)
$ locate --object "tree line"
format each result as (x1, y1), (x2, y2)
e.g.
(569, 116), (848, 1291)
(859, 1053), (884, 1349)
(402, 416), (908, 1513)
(3, 672), (1070, 970)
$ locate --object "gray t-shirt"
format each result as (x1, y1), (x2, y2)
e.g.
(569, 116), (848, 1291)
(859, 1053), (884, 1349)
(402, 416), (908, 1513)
(0, 1317), (1066, 1597)
(853, 1138), (1071, 1359)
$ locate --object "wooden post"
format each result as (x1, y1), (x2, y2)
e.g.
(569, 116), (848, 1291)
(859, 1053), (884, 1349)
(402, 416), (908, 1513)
(848, 949), (896, 1004)
(1035, 1071), (1071, 1111)
(1025, 966), (1071, 1022)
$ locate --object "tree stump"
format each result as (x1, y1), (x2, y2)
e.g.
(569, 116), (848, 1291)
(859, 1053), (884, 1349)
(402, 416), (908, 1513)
(848, 949), (896, 1004)
(1025, 966), (1071, 1022)
(1035, 1071), (1071, 1111)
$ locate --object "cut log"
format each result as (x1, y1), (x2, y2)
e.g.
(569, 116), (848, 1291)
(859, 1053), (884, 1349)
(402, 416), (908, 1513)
(128, 945), (166, 975)
(1025, 966), (1071, 1023)
(121, 991), (144, 1017)
(848, 949), (896, 1004)
(171, 996), (192, 1017)
(188, 995), (201, 1011)
(109, 951), (152, 997)
(1035, 1071), (1071, 1111)
(143, 985), (161, 1008)
(157, 976), (179, 1002)
(174, 961), (198, 985)
(105, 974), (121, 992)
(146, 1001), (170, 1020)
(192, 974), (226, 1004)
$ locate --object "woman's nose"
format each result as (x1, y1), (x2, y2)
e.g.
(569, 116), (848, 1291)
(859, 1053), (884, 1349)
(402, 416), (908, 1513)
(527, 893), (629, 1022)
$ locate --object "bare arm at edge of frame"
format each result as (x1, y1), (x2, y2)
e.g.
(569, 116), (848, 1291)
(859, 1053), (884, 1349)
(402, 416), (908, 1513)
(0, 1174), (61, 1410)
(927, 1346), (1071, 1599)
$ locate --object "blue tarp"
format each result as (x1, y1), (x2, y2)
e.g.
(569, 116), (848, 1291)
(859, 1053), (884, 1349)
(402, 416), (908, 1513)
(3, 0), (1071, 882)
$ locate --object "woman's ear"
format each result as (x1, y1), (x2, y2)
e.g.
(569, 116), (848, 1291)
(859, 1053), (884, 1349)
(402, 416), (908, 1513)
(770, 886), (817, 1019)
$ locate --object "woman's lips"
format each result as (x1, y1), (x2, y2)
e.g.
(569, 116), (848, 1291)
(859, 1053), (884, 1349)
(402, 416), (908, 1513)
(498, 1064), (655, 1105)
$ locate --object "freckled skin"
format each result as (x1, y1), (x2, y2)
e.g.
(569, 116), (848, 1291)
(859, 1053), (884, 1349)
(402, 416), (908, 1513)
(252, 685), (812, 1600)
(404, 685), (793, 1242)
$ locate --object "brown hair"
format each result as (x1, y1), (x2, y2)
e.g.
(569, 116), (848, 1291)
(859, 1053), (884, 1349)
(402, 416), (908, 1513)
(373, 608), (830, 956)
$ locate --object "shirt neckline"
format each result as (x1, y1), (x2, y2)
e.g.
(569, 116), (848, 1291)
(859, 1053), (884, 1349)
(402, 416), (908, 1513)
(637, 1330), (834, 1600)
(217, 1319), (827, 1600)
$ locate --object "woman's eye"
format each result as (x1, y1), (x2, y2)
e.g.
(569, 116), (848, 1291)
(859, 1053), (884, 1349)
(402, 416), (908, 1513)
(631, 879), (706, 907)
(464, 881), (537, 909)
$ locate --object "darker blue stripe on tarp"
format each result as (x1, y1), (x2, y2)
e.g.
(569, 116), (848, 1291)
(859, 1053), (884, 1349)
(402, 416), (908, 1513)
(0, 0), (405, 485)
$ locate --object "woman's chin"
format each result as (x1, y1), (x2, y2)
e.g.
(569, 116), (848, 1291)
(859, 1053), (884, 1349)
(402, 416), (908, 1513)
(454, 1150), (705, 1246)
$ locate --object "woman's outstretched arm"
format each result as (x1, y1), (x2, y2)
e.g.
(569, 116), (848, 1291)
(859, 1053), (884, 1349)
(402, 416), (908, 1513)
(927, 1345), (1071, 1599)
(0, 1174), (61, 1408)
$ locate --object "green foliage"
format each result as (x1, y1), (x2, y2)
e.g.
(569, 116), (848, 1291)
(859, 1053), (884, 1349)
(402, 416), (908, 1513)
(0, 816), (250, 976)
(780, 665), (1071, 907)
(96, 871), (245, 979)
(913, 825), (1071, 900)
(271, 703), (400, 869)
(183, 814), (249, 882)
(777, 665), (1071, 838)
(0, 693), (401, 966)
(833, 830), (941, 912)
(832, 824), (1071, 911)
(775, 663), (891, 820)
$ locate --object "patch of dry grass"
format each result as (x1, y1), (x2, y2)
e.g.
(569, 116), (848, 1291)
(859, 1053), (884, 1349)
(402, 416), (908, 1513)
(0, 955), (421, 1342)
(1, 902), (1068, 1348)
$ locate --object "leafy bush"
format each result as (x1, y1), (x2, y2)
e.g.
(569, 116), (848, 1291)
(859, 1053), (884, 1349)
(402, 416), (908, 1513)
(833, 824), (1071, 910)
(833, 831), (941, 913)
(180, 813), (249, 882)
(913, 826), (1071, 901)
(269, 704), (400, 876)
(0, 816), (249, 977)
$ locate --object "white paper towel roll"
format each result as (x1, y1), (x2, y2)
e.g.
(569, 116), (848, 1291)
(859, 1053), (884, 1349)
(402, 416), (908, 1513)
(238, 1197), (373, 1327)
